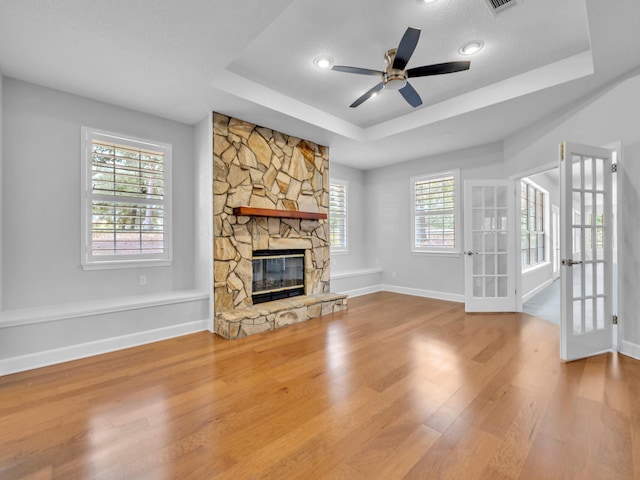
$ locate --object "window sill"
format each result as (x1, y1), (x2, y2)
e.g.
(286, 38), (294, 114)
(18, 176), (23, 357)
(411, 250), (461, 258)
(82, 259), (171, 271)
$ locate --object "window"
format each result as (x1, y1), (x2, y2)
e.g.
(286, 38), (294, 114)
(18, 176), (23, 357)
(411, 170), (460, 253)
(520, 180), (546, 268)
(81, 127), (172, 269)
(329, 181), (347, 251)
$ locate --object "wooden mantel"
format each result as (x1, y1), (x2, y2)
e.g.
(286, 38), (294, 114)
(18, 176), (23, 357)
(232, 206), (327, 220)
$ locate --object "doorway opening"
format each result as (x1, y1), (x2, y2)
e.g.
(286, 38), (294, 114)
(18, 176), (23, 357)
(519, 168), (561, 324)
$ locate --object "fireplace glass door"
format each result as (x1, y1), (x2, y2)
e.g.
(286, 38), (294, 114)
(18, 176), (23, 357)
(252, 249), (305, 304)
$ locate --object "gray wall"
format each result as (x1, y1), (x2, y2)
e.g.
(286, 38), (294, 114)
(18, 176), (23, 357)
(329, 162), (368, 272)
(1, 78), (207, 375)
(364, 142), (504, 297)
(2, 78), (196, 309)
(0, 72), (3, 310)
(194, 114), (213, 330)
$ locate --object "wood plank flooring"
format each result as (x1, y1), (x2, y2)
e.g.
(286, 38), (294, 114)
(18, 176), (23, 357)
(1, 292), (639, 479)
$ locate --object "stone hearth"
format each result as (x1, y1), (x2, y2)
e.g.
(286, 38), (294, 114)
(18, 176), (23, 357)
(213, 113), (347, 339)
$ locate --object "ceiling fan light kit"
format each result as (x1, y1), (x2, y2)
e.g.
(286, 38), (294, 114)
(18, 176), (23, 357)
(331, 26), (471, 108)
(383, 49), (407, 90)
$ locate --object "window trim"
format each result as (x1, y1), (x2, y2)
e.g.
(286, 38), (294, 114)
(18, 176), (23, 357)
(411, 169), (461, 255)
(329, 179), (348, 253)
(81, 127), (173, 270)
(520, 178), (548, 270)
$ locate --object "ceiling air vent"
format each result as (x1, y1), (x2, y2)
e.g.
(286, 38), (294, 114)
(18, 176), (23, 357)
(483, 0), (518, 16)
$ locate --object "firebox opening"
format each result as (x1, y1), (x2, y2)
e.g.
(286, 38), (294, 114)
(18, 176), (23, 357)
(252, 249), (305, 304)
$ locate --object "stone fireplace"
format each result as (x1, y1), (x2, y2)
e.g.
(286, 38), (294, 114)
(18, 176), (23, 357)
(213, 113), (347, 339)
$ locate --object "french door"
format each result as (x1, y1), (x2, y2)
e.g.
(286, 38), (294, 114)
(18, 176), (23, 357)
(560, 142), (614, 361)
(463, 180), (516, 312)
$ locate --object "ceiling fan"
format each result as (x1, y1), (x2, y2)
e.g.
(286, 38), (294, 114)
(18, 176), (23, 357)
(332, 26), (470, 108)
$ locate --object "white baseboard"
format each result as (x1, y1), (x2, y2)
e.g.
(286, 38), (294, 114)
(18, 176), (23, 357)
(0, 319), (208, 377)
(381, 284), (465, 303)
(338, 284), (383, 298)
(522, 278), (554, 304)
(330, 268), (383, 280)
(619, 340), (640, 361)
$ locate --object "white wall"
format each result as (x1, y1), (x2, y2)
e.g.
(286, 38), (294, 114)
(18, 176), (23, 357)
(365, 142), (504, 300)
(329, 163), (368, 272)
(329, 162), (383, 296)
(0, 72), (3, 310)
(2, 78), (196, 309)
(503, 69), (640, 356)
(0, 78), (209, 375)
(194, 113), (213, 330)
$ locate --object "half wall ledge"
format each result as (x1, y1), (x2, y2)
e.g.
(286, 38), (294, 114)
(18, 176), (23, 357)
(215, 293), (348, 340)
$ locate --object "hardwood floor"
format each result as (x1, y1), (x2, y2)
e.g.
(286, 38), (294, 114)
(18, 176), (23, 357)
(1, 292), (638, 479)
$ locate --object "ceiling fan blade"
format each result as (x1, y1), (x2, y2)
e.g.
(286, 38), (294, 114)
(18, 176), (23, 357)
(332, 65), (383, 76)
(399, 82), (423, 108)
(407, 61), (471, 77)
(393, 27), (421, 70)
(350, 82), (384, 108)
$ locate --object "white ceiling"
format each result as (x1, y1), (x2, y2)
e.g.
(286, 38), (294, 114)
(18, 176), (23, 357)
(0, 0), (639, 170)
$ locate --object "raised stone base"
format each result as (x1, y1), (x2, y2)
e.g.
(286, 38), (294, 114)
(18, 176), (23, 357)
(215, 293), (348, 340)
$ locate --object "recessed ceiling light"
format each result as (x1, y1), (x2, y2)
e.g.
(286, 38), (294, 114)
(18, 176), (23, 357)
(416, 0), (438, 4)
(313, 56), (334, 69)
(459, 40), (484, 56)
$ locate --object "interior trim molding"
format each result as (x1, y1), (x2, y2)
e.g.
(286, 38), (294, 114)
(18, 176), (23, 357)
(522, 277), (554, 304)
(381, 284), (465, 303)
(0, 290), (210, 328)
(619, 340), (640, 362)
(337, 285), (383, 298)
(330, 268), (383, 280)
(0, 319), (208, 376)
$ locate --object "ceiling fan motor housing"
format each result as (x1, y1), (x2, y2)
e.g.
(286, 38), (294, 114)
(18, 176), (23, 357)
(383, 49), (408, 90)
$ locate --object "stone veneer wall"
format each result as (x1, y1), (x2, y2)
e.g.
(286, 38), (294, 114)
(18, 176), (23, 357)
(213, 113), (333, 318)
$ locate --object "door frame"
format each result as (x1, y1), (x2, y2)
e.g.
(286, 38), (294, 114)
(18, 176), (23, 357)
(510, 161), (557, 313)
(552, 205), (561, 280)
(607, 140), (622, 352)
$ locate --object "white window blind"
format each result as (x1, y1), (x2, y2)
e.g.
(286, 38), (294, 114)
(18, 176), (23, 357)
(329, 182), (347, 251)
(412, 170), (459, 253)
(81, 128), (172, 269)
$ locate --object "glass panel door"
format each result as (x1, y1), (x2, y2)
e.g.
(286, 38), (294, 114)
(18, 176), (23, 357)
(560, 142), (614, 360)
(464, 180), (516, 312)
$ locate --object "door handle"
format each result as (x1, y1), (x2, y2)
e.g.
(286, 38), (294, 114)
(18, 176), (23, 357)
(464, 251), (478, 256)
(562, 259), (583, 266)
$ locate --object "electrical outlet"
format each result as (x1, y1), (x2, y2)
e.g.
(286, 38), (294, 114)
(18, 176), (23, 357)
(139, 275), (147, 285)
(391, 272), (396, 279)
